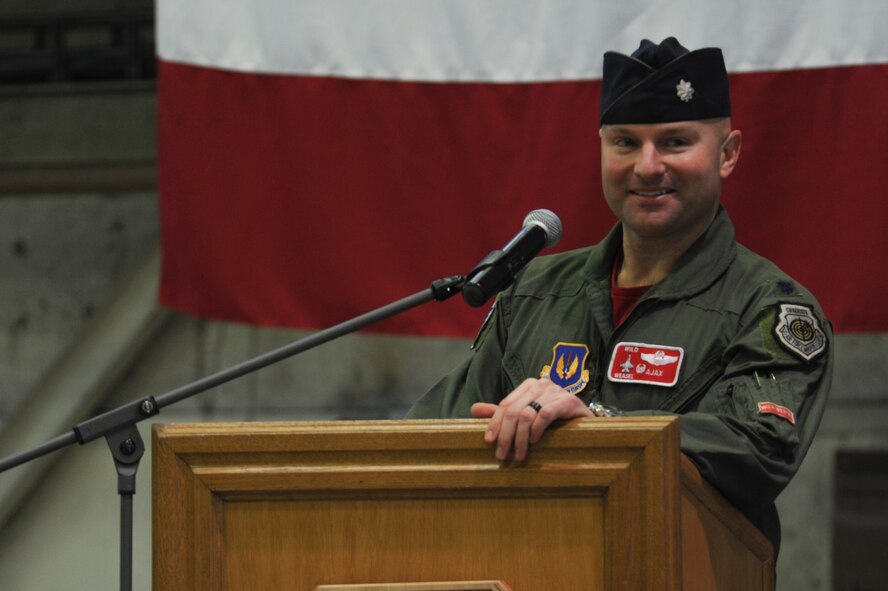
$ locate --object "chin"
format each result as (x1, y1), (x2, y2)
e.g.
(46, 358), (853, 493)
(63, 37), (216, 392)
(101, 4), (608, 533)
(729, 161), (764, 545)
(626, 206), (680, 228)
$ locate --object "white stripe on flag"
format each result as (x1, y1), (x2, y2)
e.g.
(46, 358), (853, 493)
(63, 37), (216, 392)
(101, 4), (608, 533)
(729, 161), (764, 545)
(158, 0), (888, 80)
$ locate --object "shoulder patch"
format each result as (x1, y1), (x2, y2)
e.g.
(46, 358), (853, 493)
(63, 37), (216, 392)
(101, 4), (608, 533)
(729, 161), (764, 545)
(773, 303), (827, 362)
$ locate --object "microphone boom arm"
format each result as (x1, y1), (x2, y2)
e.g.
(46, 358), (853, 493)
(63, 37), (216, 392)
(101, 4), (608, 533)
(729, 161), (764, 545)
(0, 273), (466, 591)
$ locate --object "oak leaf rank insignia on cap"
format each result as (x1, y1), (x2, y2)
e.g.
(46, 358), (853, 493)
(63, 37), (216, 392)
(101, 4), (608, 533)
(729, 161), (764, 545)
(676, 79), (694, 102)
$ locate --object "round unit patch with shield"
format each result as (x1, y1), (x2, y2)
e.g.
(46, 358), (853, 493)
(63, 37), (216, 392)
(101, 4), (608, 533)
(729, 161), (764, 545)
(774, 303), (827, 361)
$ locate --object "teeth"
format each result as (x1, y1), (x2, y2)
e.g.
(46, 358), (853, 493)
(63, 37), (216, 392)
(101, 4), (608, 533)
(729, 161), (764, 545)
(633, 190), (670, 196)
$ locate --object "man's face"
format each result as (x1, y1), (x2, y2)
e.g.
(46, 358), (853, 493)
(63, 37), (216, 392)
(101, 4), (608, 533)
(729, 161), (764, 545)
(599, 119), (741, 243)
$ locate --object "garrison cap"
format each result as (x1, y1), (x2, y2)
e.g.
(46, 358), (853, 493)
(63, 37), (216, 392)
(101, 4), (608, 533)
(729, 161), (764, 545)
(599, 37), (731, 124)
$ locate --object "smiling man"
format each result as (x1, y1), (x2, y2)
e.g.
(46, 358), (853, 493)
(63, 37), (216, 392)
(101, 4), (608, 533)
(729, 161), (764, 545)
(407, 37), (832, 556)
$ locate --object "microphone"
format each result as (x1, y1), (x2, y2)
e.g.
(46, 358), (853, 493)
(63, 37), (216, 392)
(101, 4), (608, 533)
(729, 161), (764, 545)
(462, 209), (562, 307)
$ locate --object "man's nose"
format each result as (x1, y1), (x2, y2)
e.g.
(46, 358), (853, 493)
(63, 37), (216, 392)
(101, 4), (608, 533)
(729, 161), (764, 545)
(634, 143), (666, 179)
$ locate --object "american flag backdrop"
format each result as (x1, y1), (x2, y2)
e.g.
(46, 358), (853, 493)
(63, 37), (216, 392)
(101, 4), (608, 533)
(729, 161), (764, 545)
(156, 0), (888, 336)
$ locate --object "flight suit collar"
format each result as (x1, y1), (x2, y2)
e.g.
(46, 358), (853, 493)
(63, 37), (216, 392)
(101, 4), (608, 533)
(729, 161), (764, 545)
(583, 206), (738, 301)
(650, 206), (737, 300)
(582, 206), (737, 341)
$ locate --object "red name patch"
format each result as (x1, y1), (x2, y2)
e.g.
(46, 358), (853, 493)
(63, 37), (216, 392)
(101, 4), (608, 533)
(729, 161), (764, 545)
(758, 402), (796, 424)
(607, 342), (684, 387)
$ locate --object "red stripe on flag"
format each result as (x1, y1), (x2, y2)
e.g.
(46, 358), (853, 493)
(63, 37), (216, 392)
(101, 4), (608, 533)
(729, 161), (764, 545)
(158, 61), (888, 335)
(726, 64), (888, 333)
(157, 62), (607, 336)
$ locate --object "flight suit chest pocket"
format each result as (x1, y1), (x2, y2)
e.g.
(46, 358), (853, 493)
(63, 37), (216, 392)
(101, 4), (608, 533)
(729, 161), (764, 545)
(658, 351), (723, 413)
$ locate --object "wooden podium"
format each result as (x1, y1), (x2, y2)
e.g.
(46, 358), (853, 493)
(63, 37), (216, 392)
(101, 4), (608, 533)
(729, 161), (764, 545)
(152, 418), (773, 590)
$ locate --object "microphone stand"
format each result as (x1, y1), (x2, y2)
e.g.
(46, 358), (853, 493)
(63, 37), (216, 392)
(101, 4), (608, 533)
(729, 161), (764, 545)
(0, 274), (465, 591)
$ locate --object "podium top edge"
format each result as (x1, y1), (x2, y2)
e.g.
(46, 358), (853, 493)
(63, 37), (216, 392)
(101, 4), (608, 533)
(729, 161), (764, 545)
(152, 416), (679, 437)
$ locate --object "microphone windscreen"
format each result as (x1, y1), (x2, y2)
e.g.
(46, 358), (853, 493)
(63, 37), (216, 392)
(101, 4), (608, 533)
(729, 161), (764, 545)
(523, 209), (562, 249)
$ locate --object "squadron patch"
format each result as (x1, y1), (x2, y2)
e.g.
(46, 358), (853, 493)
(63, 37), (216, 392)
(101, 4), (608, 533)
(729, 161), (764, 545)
(540, 343), (590, 395)
(773, 303), (827, 362)
(608, 342), (684, 387)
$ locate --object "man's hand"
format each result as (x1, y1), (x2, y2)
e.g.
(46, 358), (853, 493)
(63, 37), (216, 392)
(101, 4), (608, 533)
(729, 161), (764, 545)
(470, 378), (594, 461)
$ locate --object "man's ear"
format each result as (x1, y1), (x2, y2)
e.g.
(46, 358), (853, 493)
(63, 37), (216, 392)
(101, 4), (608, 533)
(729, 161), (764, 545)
(720, 129), (742, 179)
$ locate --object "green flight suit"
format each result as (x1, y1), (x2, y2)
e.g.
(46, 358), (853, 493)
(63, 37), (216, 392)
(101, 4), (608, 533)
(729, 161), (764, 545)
(407, 207), (833, 554)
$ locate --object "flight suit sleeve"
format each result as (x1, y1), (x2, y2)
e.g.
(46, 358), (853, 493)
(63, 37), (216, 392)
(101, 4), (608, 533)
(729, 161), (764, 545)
(406, 299), (513, 419)
(675, 295), (833, 512)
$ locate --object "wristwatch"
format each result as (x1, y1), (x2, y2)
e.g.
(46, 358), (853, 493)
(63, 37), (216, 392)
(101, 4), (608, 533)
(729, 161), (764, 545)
(588, 402), (623, 417)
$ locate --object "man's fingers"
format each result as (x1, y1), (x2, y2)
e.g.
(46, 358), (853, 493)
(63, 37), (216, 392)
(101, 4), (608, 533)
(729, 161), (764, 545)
(529, 395), (592, 443)
(511, 408), (538, 461)
(471, 403), (501, 444)
(494, 402), (527, 460)
(470, 402), (497, 418)
(476, 378), (587, 460)
(482, 380), (538, 445)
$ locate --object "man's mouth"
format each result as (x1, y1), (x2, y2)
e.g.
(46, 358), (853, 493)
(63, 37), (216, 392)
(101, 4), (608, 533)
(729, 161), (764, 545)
(630, 189), (674, 197)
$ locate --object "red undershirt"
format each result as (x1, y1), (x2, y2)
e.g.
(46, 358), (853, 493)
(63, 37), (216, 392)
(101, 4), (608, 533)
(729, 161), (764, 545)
(611, 255), (651, 328)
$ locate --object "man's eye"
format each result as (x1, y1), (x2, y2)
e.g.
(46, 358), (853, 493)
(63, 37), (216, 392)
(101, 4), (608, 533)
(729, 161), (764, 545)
(614, 138), (637, 148)
(664, 138), (690, 148)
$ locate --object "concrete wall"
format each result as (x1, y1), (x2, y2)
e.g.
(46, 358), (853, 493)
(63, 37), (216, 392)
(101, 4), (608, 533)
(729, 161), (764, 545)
(0, 10), (886, 589)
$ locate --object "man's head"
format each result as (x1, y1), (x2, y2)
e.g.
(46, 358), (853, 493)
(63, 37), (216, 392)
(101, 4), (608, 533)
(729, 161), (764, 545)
(598, 38), (741, 244)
